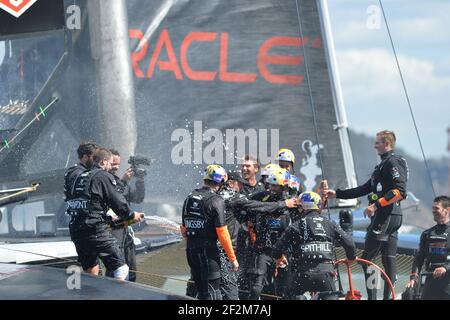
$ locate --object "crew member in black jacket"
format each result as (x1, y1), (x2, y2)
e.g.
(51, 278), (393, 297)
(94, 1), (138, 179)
(406, 196), (450, 300)
(66, 148), (143, 280)
(185, 170), (296, 299)
(219, 171), (296, 299)
(64, 141), (97, 201)
(273, 191), (356, 300)
(322, 130), (408, 300)
(63, 141), (97, 227)
(246, 168), (292, 300)
(181, 165), (238, 300)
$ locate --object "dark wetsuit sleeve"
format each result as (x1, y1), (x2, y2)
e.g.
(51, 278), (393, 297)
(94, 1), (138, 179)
(332, 220), (356, 260)
(336, 178), (371, 199)
(123, 178), (146, 203)
(92, 172), (133, 220)
(119, 181), (131, 202)
(209, 196), (226, 227)
(411, 232), (427, 277)
(181, 198), (187, 227)
(247, 190), (268, 201)
(385, 157), (407, 198)
(273, 225), (297, 260)
(229, 194), (285, 214)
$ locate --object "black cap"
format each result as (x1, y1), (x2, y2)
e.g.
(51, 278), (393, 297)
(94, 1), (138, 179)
(227, 170), (250, 186)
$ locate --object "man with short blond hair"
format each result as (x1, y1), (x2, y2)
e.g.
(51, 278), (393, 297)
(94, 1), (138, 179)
(376, 130), (396, 149)
(322, 130), (408, 300)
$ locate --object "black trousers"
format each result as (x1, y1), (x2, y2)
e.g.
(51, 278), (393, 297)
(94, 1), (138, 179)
(71, 234), (125, 272)
(106, 227), (137, 281)
(274, 266), (290, 299)
(297, 273), (337, 300)
(70, 222), (125, 272)
(362, 214), (402, 300)
(186, 273), (197, 298)
(186, 246), (222, 300)
(186, 246), (240, 300)
(289, 264), (337, 300)
(236, 229), (251, 299)
(247, 252), (273, 300)
(125, 241), (137, 282)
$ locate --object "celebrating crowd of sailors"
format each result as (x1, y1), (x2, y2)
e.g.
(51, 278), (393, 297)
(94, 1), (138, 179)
(63, 130), (450, 300)
(181, 130), (450, 300)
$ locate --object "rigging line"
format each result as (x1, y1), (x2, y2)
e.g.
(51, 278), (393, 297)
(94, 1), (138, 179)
(0, 245), (77, 263)
(0, 97), (58, 153)
(0, 244), (187, 281)
(293, 0), (343, 291)
(0, 244), (188, 281)
(0, 190), (29, 203)
(0, 244), (301, 299)
(378, 0), (436, 198)
(130, 269), (193, 284)
(0, 184), (39, 202)
(0, 245), (223, 297)
(135, 270), (282, 299)
(0, 186), (37, 194)
(132, 271), (282, 299)
(294, 0), (326, 180)
(0, 244), (186, 278)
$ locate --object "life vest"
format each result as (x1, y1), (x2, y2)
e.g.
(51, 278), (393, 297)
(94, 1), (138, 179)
(298, 215), (334, 262)
(182, 188), (218, 242)
(65, 168), (104, 218)
(63, 164), (86, 200)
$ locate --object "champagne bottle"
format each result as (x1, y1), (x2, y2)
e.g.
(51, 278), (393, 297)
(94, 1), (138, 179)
(110, 213), (144, 229)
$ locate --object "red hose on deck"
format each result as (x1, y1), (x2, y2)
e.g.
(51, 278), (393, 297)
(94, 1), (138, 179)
(334, 257), (396, 300)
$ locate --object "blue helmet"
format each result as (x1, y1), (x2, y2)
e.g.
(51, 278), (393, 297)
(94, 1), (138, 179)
(299, 191), (322, 210)
(203, 164), (227, 183)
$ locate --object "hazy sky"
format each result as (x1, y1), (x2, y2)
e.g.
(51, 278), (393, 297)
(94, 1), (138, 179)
(0, 0), (448, 159)
(328, 0), (450, 159)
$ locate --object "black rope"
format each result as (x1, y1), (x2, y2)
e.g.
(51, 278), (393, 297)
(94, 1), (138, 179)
(293, 0), (343, 292)
(378, 0), (436, 198)
(294, 0), (326, 179)
(0, 245), (77, 263)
